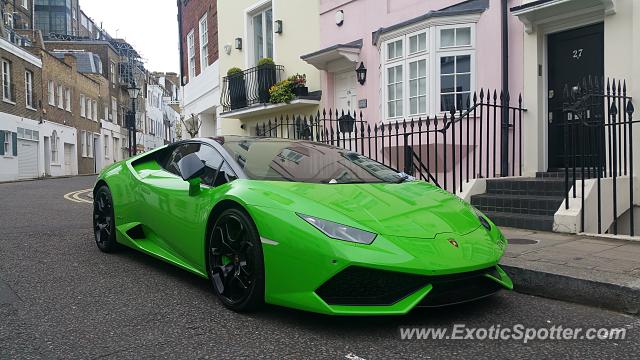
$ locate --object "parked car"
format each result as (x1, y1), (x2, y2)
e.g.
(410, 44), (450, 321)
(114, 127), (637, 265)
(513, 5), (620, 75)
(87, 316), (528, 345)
(93, 136), (512, 315)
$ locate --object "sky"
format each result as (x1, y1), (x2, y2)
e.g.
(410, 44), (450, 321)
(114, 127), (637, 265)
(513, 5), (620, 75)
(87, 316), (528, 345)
(80, 0), (180, 73)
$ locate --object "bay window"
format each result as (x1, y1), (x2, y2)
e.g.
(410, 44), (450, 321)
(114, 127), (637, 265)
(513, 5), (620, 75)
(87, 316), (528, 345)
(381, 23), (475, 121)
(385, 65), (403, 118)
(408, 59), (427, 115)
(439, 55), (471, 112)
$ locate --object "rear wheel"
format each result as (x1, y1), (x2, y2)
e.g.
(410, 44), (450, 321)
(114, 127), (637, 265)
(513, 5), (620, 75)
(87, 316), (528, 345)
(207, 208), (264, 312)
(93, 186), (119, 253)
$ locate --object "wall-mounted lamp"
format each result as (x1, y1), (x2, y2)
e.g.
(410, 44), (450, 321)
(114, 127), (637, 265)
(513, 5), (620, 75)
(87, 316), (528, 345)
(274, 20), (283, 34)
(356, 62), (367, 85)
(234, 37), (242, 50)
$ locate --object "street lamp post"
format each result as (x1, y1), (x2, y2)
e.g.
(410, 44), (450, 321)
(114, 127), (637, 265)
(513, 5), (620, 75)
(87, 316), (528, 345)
(127, 81), (141, 156)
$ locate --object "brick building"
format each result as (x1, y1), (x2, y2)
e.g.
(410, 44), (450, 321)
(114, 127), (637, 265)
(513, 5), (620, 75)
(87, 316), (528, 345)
(177, 0), (219, 136)
(2, 0), (33, 31)
(43, 39), (133, 157)
(0, 35), (44, 181)
(1, 0), (34, 46)
(34, 46), (106, 175)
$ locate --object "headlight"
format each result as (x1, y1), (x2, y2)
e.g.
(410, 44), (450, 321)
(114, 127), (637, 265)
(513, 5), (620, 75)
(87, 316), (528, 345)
(472, 207), (492, 231)
(297, 213), (377, 245)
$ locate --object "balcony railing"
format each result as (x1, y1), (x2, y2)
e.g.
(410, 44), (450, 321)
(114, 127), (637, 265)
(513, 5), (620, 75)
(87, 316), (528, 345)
(3, 27), (32, 47)
(221, 64), (285, 112)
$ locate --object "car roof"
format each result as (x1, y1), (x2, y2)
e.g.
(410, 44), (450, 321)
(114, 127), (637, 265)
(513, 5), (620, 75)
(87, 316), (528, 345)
(203, 135), (311, 145)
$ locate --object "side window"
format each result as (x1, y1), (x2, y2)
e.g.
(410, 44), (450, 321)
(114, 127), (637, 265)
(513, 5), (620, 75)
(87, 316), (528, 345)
(160, 142), (238, 186)
(163, 143), (201, 176)
(215, 162), (238, 187)
(196, 145), (224, 186)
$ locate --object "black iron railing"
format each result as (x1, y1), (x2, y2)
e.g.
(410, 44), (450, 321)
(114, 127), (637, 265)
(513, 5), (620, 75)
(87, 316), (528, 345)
(221, 64), (285, 112)
(562, 77), (637, 236)
(255, 90), (525, 195)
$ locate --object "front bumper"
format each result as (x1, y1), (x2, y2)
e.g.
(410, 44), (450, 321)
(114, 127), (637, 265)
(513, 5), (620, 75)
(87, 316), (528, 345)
(250, 206), (512, 315)
(311, 265), (512, 315)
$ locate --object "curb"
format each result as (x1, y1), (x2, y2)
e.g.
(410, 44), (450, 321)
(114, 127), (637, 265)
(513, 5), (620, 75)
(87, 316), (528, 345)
(500, 261), (640, 315)
(0, 174), (97, 185)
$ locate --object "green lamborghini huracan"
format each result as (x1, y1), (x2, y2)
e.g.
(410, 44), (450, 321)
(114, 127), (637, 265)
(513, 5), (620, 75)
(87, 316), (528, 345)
(93, 136), (512, 315)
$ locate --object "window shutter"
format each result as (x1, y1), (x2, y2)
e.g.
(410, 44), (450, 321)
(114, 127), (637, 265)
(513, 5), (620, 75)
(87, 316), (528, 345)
(12, 132), (17, 156)
(0, 131), (5, 156)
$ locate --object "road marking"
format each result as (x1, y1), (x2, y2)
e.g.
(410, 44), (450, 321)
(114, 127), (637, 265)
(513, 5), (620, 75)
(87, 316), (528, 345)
(64, 189), (93, 204)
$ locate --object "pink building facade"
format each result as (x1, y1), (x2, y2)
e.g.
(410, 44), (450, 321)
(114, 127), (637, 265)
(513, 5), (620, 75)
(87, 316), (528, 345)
(302, 0), (524, 123)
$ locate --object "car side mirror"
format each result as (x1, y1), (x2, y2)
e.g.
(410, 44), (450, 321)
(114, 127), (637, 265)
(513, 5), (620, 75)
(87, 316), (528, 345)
(177, 153), (205, 196)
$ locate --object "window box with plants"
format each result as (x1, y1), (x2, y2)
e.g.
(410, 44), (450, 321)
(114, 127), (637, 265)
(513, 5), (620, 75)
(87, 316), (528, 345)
(227, 67), (247, 110)
(268, 73), (310, 105)
(290, 74), (308, 97)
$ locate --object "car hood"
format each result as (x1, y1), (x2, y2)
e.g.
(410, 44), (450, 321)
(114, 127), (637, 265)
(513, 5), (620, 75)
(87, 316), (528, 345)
(245, 180), (481, 239)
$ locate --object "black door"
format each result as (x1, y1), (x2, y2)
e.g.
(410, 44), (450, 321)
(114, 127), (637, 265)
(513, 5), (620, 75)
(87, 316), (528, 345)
(547, 23), (604, 169)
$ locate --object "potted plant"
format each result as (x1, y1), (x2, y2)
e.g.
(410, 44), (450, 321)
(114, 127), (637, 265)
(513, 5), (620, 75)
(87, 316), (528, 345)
(227, 67), (247, 110)
(268, 79), (295, 104)
(289, 74), (308, 97)
(257, 57), (277, 103)
(338, 112), (356, 133)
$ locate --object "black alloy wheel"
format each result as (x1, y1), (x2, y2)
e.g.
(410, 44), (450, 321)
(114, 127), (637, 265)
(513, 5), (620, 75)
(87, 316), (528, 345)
(208, 208), (264, 312)
(93, 186), (119, 252)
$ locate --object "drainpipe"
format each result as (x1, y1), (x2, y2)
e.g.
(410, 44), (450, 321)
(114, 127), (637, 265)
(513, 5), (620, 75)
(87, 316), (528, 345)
(501, 0), (510, 176)
(177, 0), (185, 86)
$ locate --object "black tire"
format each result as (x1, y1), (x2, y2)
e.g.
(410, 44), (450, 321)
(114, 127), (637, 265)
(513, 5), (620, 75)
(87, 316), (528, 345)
(93, 186), (119, 253)
(207, 208), (265, 312)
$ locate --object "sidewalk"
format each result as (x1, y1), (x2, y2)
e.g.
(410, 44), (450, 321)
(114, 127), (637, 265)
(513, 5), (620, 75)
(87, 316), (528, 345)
(0, 173), (97, 185)
(500, 227), (640, 314)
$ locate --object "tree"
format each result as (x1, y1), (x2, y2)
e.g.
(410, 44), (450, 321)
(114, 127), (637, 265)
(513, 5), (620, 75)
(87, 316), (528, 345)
(181, 113), (201, 138)
(175, 121), (183, 140)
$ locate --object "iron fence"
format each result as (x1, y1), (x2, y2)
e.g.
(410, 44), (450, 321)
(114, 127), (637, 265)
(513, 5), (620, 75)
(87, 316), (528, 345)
(255, 89), (525, 195)
(563, 77), (637, 236)
(221, 64), (285, 112)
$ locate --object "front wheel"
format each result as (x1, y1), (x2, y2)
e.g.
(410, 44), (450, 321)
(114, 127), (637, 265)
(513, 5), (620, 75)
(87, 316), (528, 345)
(93, 186), (119, 253)
(207, 208), (265, 312)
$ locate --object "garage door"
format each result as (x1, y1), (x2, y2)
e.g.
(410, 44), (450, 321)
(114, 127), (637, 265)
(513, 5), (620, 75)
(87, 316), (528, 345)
(18, 140), (39, 179)
(64, 143), (74, 175)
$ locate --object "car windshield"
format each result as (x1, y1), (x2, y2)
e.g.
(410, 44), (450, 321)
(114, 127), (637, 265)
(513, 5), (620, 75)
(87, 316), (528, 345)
(221, 138), (404, 184)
